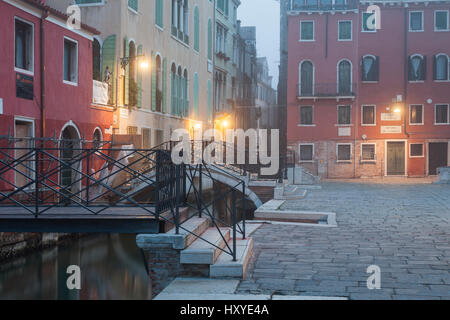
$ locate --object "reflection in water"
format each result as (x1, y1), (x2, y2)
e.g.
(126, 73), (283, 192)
(0, 234), (153, 300)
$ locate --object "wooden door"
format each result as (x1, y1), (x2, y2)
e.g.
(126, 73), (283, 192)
(387, 142), (405, 176)
(429, 143), (448, 175)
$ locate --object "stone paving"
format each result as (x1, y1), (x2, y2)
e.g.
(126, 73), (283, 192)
(236, 179), (450, 300)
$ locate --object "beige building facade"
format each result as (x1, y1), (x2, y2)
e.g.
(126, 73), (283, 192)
(48, 0), (215, 147)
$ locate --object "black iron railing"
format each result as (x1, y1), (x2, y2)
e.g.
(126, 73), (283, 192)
(0, 138), (247, 261)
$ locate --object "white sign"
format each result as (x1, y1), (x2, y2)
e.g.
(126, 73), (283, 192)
(381, 126), (402, 134)
(0, 98), (3, 115)
(120, 108), (129, 119)
(92, 80), (109, 105)
(338, 127), (351, 137)
(381, 113), (401, 121)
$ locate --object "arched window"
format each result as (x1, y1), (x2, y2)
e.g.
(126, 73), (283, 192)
(299, 61), (313, 96)
(434, 54), (449, 81)
(92, 38), (102, 81)
(408, 55), (426, 81)
(362, 55), (379, 82)
(177, 66), (183, 116)
(183, 69), (188, 117)
(155, 0), (163, 28)
(338, 60), (352, 95)
(93, 128), (102, 150)
(194, 6), (200, 52)
(128, 41), (138, 106)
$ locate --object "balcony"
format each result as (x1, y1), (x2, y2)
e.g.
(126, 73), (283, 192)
(297, 83), (356, 100)
(290, 0), (358, 12)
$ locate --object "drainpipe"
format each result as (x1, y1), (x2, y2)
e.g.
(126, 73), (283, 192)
(403, 7), (409, 139)
(40, 9), (49, 141)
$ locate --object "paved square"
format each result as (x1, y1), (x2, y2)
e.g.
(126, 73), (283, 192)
(237, 180), (450, 300)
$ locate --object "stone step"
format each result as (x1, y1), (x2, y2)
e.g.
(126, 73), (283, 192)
(180, 228), (231, 265)
(136, 216), (210, 250)
(210, 238), (253, 279)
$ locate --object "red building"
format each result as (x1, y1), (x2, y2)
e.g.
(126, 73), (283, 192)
(0, 0), (113, 145)
(286, 0), (450, 178)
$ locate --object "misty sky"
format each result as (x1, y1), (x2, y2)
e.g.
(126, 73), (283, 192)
(238, 0), (280, 90)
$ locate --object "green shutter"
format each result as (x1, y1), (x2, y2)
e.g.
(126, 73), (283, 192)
(194, 7), (200, 52)
(207, 19), (212, 60)
(207, 79), (212, 121)
(137, 45), (143, 108)
(156, 0), (163, 28)
(101, 35), (116, 105)
(124, 37), (129, 106)
(194, 73), (199, 118)
(162, 58), (167, 113)
(151, 51), (156, 111)
(171, 71), (175, 115)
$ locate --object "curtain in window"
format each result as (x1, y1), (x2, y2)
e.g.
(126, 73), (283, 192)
(436, 56), (448, 80)
(15, 27), (25, 69)
(300, 61), (313, 96)
(363, 57), (374, 79)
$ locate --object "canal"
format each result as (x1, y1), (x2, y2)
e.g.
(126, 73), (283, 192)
(0, 234), (155, 300)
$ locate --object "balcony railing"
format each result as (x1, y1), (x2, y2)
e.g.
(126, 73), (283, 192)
(290, 0), (358, 11)
(297, 83), (357, 99)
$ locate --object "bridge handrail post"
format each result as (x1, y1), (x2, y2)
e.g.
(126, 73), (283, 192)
(242, 182), (246, 240)
(175, 164), (180, 235)
(232, 189), (237, 262)
(86, 151), (90, 206)
(198, 163), (202, 218)
(34, 148), (39, 218)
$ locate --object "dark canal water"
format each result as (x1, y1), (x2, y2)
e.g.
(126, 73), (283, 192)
(0, 235), (154, 300)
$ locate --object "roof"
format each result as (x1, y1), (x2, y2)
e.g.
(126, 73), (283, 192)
(20, 0), (100, 35)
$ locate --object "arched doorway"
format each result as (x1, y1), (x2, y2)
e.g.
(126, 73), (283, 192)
(60, 124), (81, 201)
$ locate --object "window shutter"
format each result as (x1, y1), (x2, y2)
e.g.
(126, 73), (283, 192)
(137, 45), (143, 108)
(151, 51), (156, 111)
(433, 55), (437, 81)
(124, 37), (129, 106)
(101, 35), (116, 104)
(421, 56), (427, 80)
(374, 56), (380, 81)
(162, 58), (167, 113)
(408, 56), (414, 81)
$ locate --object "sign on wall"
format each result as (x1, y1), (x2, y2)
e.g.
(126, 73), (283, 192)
(338, 127), (351, 137)
(16, 73), (34, 100)
(381, 126), (402, 134)
(381, 113), (401, 121)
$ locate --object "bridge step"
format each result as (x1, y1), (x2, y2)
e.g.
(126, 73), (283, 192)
(210, 238), (253, 279)
(180, 228), (231, 265)
(137, 216), (210, 250)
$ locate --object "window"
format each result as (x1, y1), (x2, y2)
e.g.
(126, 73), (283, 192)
(435, 11), (449, 31)
(410, 144), (424, 158)
(15, 18), (34, 73)
(362, 12), (377, 32)
(408, 55), (426, 81)
(338, 60), (352, 95)
(338, 105), (351, 125)
(207, 19), (213, 60)
(63, 38), (78, 84)
(300, 21), (314, 41)
(300, 106), (313, 125)
(410, 105), (423, 125)
(362, 55), (379, 82)
(337, 144), (352, 162)
(171, 0), (189, 44)
(362, 105), (376, 125)
(215, 24), (228, 54)
(361, 144), (376, 161)
(435, 104), (449, 124)
(92, 38), (101, 81)
(338, 21), (352, 40)
(299, 61), (314, 96)
(217, 0), (229, 15)
(409, 12), (423, 31)
(127, 126), (138, 135)
(155, 0), (163, 28)
(299, 144), (314, 162)
(434, 54), (450, 81)
(128, 0), (138, 12)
